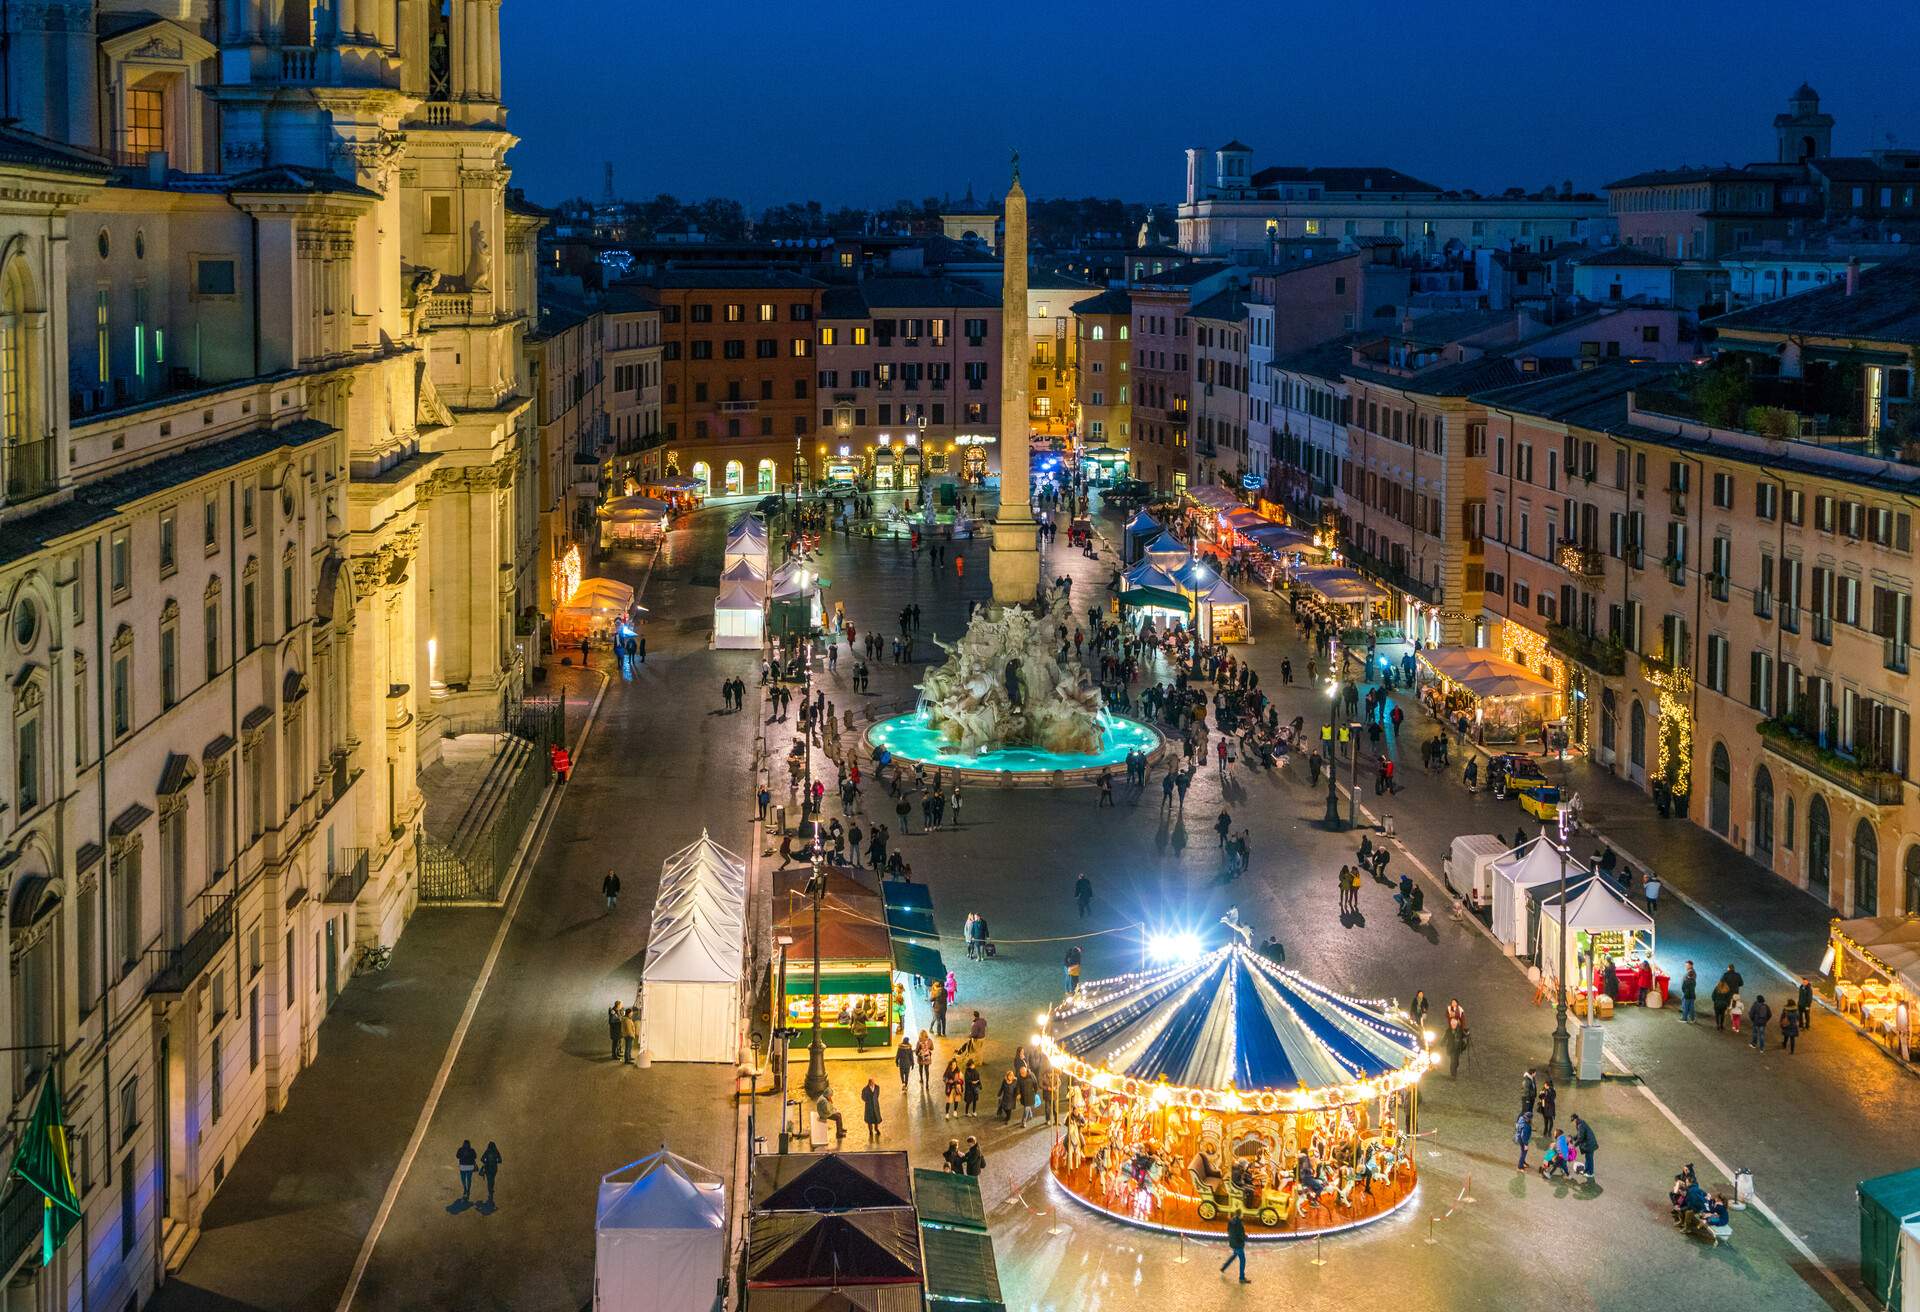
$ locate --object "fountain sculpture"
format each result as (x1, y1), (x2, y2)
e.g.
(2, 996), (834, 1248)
(915, 593), (1103, 755)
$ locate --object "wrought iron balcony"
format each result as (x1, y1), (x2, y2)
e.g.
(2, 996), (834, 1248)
(1343, 542), (1439, 605)
(1758, 717), (1905, 807)
(4, 437), (54, 503)
(1553, 541), (1604, 580)
(1545, 622), (1626, 676)
(146, 892), (236, 996)
(324, 848), (372, 904)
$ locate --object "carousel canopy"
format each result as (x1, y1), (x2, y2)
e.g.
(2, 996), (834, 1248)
(1420, 648), (1555, 700)
(1042, 943), (1423, 1105)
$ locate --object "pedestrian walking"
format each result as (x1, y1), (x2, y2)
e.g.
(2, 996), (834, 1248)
(1748, 994), (1772, 1050)
(996, 1070), (1018, 1123)
(1161, 770), (1176, 810)
(1514, 1111), (1534, 1171)
(607, 1000), (624, 1061)
(930, 980), (948, 1037)
(1073, 873), (1093, 918)
(1678, 961), (1697, 1024)
(479, 1141), (502, 1206)
(916, 1030), (934, 1089)
(1537, 1076), (1557, 1137)
(454, 1140), (478, 1202)
(861, 1077), (884, 1142)
(1643, 873), (1662, 917)
(1219, 1210), (1249, 1282)
(895, 1038), (914, 1091)
(601, 869), (621, 911)
(1780, 1002), (1801, 1053)
(943, 1060), (962, 1117)
(963, 1060), (982, 1115)
(1063, 944), (1083, 993)
(1017, 1064), (1038, 1127)
(1729, 992), (1745, 1034)
(1797, 976), (1814, 1032)
(1519, 1066), (1538, 1121)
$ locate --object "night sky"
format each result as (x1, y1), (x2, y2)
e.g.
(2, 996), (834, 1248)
(501, 0), (1920, 210)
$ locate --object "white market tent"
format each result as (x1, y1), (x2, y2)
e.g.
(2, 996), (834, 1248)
(1144, 531), (1190, 571)
(594, 1149), (726, 1312)
(1534, 877), (1657, 988)
(724, 518), (770, 573)
(642, 832), (747, 1062)
(719, 557), (766, 591)
(1122, 509), (1162, 562)
(1491, 837), (1586, 955)
(1123, 559), (1181, 589)
(714, 580), (764, 649)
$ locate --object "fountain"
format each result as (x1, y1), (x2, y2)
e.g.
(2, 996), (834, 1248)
(865, 593), (1162, 782)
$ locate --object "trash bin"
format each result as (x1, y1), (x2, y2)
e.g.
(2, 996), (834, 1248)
(1734, 1168), (1754, 1207)
(774, 804), (787, 835)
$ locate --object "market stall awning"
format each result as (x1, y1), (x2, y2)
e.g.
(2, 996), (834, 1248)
(561, 576), (637, 616)
(1533, 876), (1655, 932)
(881, 881), (933, 913)
(754, 1150), (912, 1212)
(1042, 942), (1422, 1097)
(657, 475), (703, 491)
(1222, 507), (1265, 529)
(912, 1168), (988, 1230)
(1420, 647), (1556, 700)
(783, 969), (892, 995)
(600, 494), (669, 522)
(1200, 578), (1249, 608)
(884, 903), (937, 938)
(1290, 564), (1383, 605)
(1245, 522), (1313, 551)
(891, 938), (946, 981)
(1123, 509), (1162, 538)
(1118, 586), (1192, 615)
(1123, 559), (1179, 588)
(1143, 530), (1189, 558)
(714, 580), (763, 612)
(920, 1222), (1006, 1312)
(1187, 485), (1240, 511)
(746, 1211), (922, 1287)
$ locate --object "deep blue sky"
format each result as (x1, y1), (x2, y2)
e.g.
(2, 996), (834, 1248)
(501, 1), (1920, 210)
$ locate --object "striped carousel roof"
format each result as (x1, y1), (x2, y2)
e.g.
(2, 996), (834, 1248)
(1044, 943), (1423, 1096)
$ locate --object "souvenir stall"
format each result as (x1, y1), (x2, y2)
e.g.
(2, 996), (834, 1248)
(774, 867), (899, 1054)
(1290, 564), (1387, 635)
(1039, 938), (1431, 1238)
(554, 577), (637, 646)
(641, 832), (748, 1062)
(1490, 837), (1585, 956)
(593, 1149), (727, 1312)
(598, 494), (670, 548)
(1533, 876), (1663, 1013)
(1197, 577), (1251, 644)
(766, 559), (825, 637)
(1122, 510), (1163, 564)
(1830, 917), (1920, 1062)
(1417, 648), (1558, 744)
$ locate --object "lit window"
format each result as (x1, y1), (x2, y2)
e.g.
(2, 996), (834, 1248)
(124, 86), (166, 160)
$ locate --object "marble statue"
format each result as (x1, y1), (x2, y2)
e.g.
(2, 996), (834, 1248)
(918, 594), (1102, 755)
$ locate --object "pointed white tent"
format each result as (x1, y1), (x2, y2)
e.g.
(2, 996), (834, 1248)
(714, 580), (764, 650)
(1197, 576), (1250, 643)
(643, 832), (747, 1061)
(594, 1149), (726, 1312)
(1534, 877), (1656, 986)
(1491, 837), (1587, 954)
(1144, 530), (1190, 571)
(724, 517), (770, 574)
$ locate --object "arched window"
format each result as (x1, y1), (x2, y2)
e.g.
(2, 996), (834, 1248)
(1855, 819), (1880, 915)
(756, 459), (776, 495)
(0, 254), (42, 501)
(1708, 742), (1731, 834)
(1600, 688), (1616, 754)
(723, 460), (744, 495)
(1752, 766), (1774, 858)
(1904, 846), (1920, 915)
(690, 461), (711, 496)
(1807, 795), (1830, 898)
(1784, 793), (1796, 853)
(1629, 700), (1646, 769)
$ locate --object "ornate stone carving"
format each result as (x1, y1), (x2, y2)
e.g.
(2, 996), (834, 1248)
(126, 35), (184, 60)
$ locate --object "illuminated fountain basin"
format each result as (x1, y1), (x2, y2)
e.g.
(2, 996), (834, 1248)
(866, 708), (1162, 783)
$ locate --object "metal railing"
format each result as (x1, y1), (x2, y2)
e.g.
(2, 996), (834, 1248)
(4, 437), (54, 503)
(323, 848), (371, 904)
(0, 1180), (38, 1278)
(145, 892), (235, 996)
(417, 694), (565, 904)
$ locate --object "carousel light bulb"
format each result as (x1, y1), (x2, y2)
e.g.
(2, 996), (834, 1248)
(1422, 1030), (1436, 1046)
(1035, 1012), (1049, 1026)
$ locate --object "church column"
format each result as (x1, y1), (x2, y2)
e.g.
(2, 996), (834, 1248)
(336, 0), (358, 42)
(448, 0), (468, 97)
(462, 0), (480, 97)
(483, 0), (500, 100)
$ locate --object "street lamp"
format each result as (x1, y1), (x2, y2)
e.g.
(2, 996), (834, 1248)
(1547, 802), (1575, 1082)
(802, 851), (832, 1100)
(1323, 680), (1342, 827)
(1347, 718), (1363, 831)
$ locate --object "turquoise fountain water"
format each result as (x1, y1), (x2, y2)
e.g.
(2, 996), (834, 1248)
(866, 707), (1160, 773)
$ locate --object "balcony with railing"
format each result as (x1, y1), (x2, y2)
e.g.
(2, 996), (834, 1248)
(4, 437), (54, 503)
(146, 891), (236, 996)
(1759, 711), (1905, 806)
(324, 847), (371, 904)
(1343, 542), (1439, 605)
(1546, 622), (1627, 676)
(1553, 540), (1604, 580)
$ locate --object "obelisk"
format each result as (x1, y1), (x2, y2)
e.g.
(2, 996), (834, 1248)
(989, 153), (1041, 605)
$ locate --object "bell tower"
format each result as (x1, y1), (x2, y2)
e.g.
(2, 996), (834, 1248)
(1775, 83), (1834, 164)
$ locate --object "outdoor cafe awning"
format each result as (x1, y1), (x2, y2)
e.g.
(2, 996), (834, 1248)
(1187, 485), (1240, 511)
(1291, 564), (1383, 606)
(1245, 522), (1313, 551)
(1420, 647), (1557, 700)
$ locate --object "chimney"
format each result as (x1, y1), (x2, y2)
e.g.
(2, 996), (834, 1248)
(1845, 256), (1859, 296)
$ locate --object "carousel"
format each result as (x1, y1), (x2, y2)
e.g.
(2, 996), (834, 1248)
(1038, 922), (1433, 1239)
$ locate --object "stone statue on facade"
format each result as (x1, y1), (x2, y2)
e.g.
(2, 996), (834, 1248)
(465, 221), (492, 291)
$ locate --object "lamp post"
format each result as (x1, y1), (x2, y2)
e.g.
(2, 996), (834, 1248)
(1548, 802), (1575, 1082)
(1347, 719), (1363, 831)
(1323, 680), (1342, 827)
(802, 852), (832, 1100)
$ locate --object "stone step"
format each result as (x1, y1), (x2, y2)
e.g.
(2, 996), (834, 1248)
(161, 1217), (200, 1274)
(445, 736), (535, 862)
